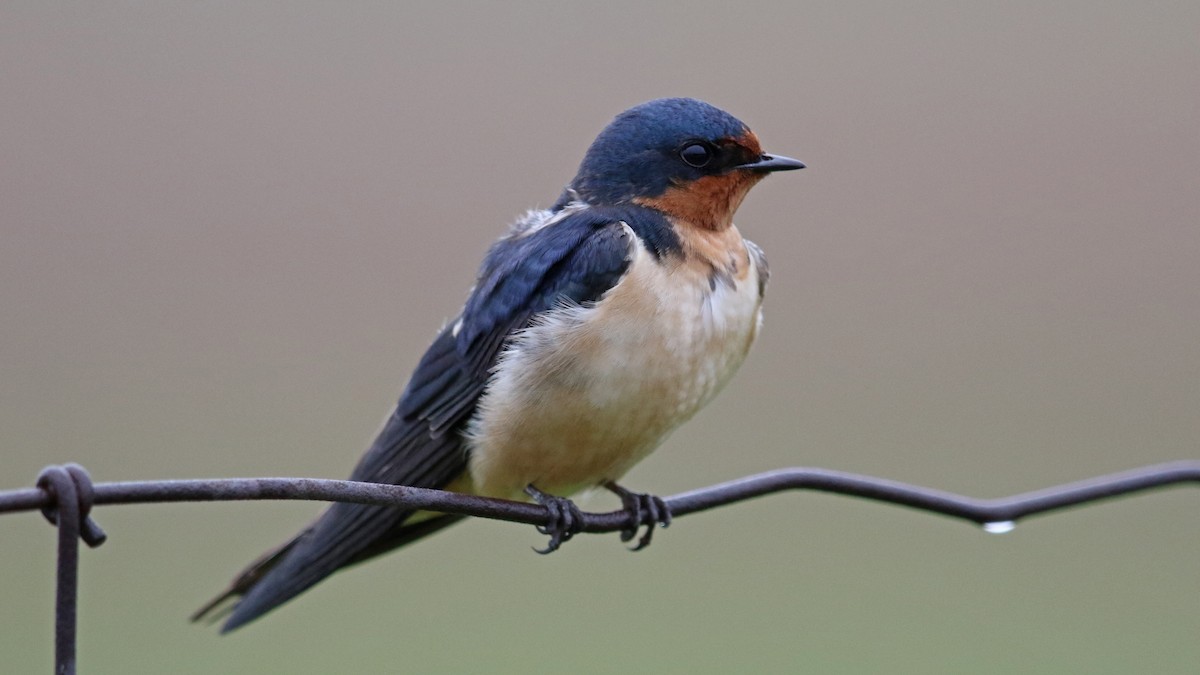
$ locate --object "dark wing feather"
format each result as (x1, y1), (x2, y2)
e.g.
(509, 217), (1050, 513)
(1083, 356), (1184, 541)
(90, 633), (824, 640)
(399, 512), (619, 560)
(209, 207), (636, 632)
(457, 209), (634, 377)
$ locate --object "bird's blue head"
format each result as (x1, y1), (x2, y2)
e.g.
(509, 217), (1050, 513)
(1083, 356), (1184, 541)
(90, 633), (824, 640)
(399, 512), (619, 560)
(565, 98), (803, 229)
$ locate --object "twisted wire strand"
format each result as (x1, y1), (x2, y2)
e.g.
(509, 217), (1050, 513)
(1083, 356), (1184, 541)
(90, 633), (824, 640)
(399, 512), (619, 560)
(4, 460), (1198, 532)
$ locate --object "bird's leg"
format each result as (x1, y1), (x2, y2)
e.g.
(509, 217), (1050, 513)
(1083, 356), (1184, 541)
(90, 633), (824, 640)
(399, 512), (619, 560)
(604, 481), (672, 551)
(524, 484), (585, 554)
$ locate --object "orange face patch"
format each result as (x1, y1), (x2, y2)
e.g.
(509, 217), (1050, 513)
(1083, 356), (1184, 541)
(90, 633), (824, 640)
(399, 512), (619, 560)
(734, 130), (763, 157)
(636, 170), (763, 231)
(634, 130), (768, 231)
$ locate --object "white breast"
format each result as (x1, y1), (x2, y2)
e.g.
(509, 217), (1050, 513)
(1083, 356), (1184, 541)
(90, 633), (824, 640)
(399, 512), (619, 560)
(464, 225), (765, 500)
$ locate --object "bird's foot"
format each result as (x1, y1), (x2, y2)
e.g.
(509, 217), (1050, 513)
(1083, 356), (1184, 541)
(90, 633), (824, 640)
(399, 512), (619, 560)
(524, 484), (584, 554)
(605, 482), (671, 551)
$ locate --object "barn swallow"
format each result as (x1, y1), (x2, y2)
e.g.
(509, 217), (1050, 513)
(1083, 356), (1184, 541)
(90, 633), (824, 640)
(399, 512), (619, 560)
(194, 97), (804, 632)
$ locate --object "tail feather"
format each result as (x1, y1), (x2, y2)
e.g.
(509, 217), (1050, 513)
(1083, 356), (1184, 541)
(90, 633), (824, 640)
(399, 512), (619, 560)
(193, 513), (465, 633)
(191, 534), (303, 624)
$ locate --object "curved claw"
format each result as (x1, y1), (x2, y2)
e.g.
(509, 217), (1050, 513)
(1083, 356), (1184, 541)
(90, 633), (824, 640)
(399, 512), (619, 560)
(617, 493), (643, 543)
(605, 482), (672, 552)
(525, 484), (584, 555)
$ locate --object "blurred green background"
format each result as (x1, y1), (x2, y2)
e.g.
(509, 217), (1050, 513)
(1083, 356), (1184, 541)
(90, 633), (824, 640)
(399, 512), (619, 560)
(2, 2), (1198, 673)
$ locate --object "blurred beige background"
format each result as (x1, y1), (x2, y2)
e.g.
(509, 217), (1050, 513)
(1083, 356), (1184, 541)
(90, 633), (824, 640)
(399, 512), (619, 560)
(2, 2), (1198, 673)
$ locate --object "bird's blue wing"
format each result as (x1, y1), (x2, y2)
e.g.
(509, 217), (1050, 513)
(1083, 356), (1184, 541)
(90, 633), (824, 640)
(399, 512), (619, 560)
(215, 207), (637, 631)
(345, 209), (636, 485)
(455, 208), (635, 379)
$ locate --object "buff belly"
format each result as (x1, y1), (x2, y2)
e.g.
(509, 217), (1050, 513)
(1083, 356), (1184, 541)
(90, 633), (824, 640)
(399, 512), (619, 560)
(464, 236), (764, 501)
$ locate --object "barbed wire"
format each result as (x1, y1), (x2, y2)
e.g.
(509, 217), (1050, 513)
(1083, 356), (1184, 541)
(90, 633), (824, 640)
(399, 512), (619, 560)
(3, 460), (1199, 675)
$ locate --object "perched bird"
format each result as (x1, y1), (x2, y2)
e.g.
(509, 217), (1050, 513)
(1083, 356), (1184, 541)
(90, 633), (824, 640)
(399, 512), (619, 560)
(194, 97), (804, 632)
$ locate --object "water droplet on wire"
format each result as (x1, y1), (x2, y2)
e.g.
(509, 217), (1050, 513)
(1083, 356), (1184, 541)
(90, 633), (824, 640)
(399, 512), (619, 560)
(982, 520), (1016, 534)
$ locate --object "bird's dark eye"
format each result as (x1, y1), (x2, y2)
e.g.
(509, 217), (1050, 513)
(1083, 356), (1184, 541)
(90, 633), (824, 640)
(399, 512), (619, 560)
(679, 143), (713, 168)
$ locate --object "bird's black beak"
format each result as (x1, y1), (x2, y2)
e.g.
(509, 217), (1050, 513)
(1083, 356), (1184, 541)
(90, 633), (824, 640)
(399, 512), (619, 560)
(734, 153), (806, 173)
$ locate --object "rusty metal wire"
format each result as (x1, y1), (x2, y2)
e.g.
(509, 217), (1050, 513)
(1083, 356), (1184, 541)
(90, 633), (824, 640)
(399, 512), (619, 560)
(3, 460), (1199, 674)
